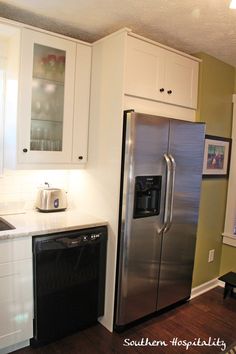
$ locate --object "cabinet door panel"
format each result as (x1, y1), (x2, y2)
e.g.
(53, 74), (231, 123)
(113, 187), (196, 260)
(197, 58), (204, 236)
(165, 52), (199, 109)
(18, 29), (76, 164)
(72, 44), (91, 164)
(0, 259), (33, 350)
(125, 36), (165, 101)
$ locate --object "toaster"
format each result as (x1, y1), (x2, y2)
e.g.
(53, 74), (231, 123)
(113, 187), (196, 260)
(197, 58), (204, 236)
(36, 185), (67, 212)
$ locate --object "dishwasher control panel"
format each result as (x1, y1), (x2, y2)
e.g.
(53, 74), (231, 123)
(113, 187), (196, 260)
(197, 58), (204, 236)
(33, 228), (106, 252)
(77, 232), (102, 242)
(89, 233), (101, 240)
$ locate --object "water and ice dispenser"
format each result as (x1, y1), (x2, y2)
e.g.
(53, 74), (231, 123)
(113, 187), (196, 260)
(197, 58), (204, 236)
(133, 176), (162, 218)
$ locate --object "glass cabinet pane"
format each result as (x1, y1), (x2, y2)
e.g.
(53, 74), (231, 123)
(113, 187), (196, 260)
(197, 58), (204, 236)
(30, 44), (66, 151)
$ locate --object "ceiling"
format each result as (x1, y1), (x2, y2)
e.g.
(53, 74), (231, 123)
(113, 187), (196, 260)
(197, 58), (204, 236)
(0, 0), (236, 67)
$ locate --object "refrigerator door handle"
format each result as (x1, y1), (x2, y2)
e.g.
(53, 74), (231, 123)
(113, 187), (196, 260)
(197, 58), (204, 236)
(158, 153), (172, 234)
(164, 154), (176, 233)
(169, 154), (176, 227)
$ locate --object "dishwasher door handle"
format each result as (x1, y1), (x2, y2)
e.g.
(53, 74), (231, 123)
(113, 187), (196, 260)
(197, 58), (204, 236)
(56, 237), (82, 248)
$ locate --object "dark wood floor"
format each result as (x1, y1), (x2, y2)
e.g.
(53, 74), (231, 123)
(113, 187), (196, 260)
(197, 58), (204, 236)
(13, 287), (236, 354)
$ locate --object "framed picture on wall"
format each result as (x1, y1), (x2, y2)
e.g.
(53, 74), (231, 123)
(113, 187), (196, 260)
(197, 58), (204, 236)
(202, 135), (232, 178)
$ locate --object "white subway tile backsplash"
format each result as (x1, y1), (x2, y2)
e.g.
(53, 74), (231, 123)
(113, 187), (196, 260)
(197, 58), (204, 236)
(0, 169), (76, 213)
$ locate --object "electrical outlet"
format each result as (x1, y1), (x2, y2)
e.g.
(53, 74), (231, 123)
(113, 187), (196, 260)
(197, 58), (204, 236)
(208, 249), (215, 262)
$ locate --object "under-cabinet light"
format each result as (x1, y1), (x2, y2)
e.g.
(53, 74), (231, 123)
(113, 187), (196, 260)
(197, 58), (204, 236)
(230, 0), (236, 9)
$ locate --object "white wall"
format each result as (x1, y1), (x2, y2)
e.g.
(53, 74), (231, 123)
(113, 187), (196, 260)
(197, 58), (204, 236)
(75, 30), (128, 332)
(0, 169), (87, 214)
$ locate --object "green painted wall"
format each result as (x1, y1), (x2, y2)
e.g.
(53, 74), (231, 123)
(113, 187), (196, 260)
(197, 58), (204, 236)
(235, 69), (236, 91)
(219, 68), (236, 275)
(192, 53), (234, 287)
(196, 53), (233, 136)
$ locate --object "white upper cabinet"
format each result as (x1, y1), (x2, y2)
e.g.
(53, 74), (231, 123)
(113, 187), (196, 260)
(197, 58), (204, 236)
(125, 36), (199, 109)
(164, 51), (199, 108)
(19, 29), (76, 164)
(5, 27), (91, 168)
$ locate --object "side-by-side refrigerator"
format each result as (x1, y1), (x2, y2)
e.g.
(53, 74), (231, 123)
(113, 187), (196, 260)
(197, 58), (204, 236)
(115, 111), (205, 329)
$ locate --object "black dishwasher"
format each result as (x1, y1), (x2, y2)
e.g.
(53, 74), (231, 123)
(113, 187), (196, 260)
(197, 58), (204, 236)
(30, 226), (107, 347)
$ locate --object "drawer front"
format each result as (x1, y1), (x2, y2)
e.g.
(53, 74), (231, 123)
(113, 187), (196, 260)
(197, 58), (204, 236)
(0, 238), (32, 264)
(0, 260), (33, 302)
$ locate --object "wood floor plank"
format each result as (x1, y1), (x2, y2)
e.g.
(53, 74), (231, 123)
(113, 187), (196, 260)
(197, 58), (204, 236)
(12, 287), (236, 354)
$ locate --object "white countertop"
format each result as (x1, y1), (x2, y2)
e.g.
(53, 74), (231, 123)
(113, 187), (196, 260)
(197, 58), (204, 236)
(0, 209), (108, 240)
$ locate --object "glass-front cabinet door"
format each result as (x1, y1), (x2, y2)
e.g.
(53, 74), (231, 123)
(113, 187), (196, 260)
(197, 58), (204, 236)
(31, 44), (65, 152)
(18, 29), (76, 164)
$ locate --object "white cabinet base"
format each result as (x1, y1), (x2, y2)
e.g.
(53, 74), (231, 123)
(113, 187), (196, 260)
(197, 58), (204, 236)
(0, 339), (29, 354)
(0, 238), (33, 352)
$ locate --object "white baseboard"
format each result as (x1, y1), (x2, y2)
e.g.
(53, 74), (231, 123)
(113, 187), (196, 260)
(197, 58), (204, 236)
(191, 278), (223, 299)
(218, 280), (225, 288)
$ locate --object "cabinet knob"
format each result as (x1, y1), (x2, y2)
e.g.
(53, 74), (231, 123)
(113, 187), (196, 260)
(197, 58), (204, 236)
(78, 156), (83, 160)
(159, 88), (165, 93)
(23, 148), (28, 153)
(167, 90), (172, 95)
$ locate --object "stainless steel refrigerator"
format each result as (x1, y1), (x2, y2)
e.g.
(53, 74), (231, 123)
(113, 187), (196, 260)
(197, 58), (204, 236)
(115, 111), (205, 329)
